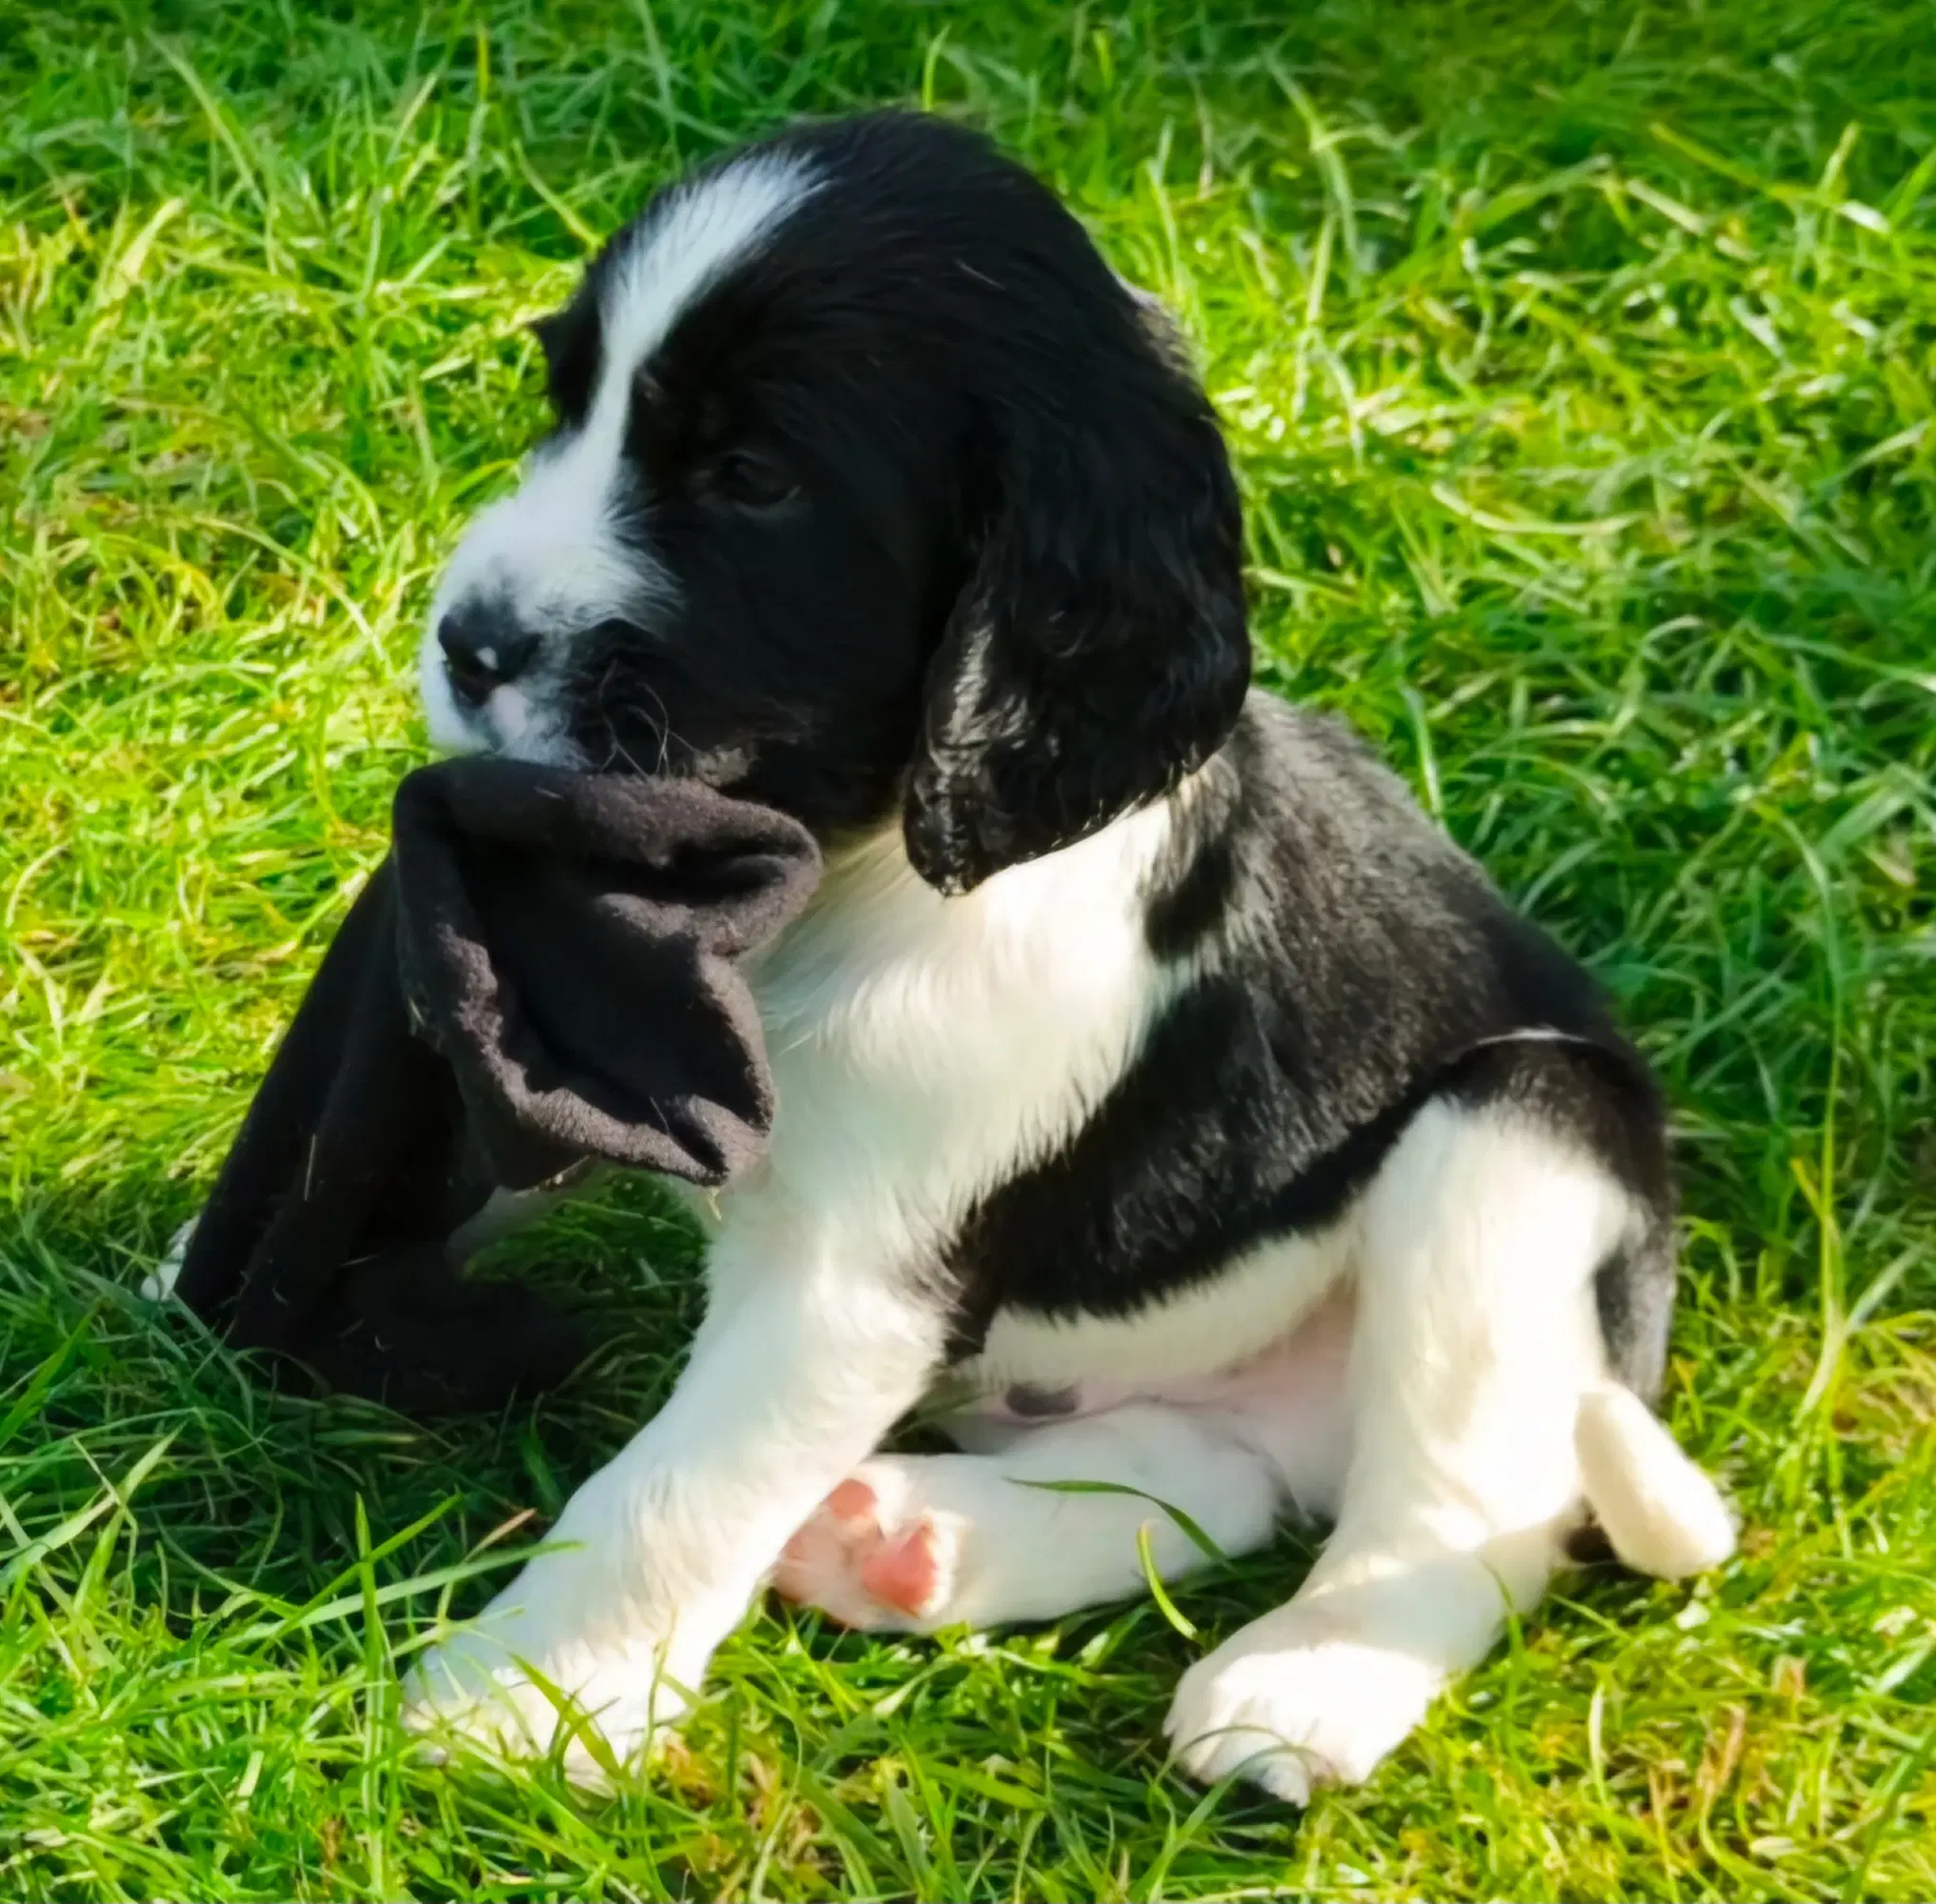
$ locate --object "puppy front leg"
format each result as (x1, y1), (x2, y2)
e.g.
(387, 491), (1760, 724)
(404, 1218), (947, 1781)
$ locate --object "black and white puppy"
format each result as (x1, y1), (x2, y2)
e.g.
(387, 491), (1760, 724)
(404, 111), (1734, 1800)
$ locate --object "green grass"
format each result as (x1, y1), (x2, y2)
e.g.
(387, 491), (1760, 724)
(3, 0), (1934, 1895)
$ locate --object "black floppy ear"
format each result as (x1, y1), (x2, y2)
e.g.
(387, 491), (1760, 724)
(903, 347), (1250, 895)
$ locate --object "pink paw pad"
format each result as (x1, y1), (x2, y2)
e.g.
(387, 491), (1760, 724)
(826, 1477), (878, 1524)
(857, 1520), (942, 1614)
(774, 1472), (954, 1629)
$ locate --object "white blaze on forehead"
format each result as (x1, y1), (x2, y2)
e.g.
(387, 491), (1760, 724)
(601, 152), (820, 386)
(537, 153), (823, 574)
(425, 151), (818, 760)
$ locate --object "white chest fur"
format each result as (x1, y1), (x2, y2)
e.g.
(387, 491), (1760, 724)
(721, 789), (1352, 1405)
(729, 800), (1186, 1276)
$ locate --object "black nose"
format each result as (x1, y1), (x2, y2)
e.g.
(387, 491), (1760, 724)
(437, 612), (540, 708)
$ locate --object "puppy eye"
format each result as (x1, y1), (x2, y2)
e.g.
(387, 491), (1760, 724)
(711, 449), (801, 513)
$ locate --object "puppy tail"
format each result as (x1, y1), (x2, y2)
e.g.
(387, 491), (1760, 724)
(1574, 1382), (1736, 1580)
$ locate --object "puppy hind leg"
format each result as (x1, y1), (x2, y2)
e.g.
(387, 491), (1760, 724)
(775, 1403), (1282, 1631)
(1168, 1101), (1629, 1802)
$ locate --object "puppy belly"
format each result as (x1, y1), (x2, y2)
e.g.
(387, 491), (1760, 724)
(963, 1224), (1349, 1395)
(951, 1284), (1356, 1517)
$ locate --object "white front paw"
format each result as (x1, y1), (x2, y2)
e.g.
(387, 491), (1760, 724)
(401, 1543), (704, 1786)
(1166, 1618), (1444, 1804)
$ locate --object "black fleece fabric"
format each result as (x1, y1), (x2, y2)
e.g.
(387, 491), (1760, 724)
(172, 758), (821, 1413)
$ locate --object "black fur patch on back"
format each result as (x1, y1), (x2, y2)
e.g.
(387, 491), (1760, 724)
(945, 696), (1678, 1395)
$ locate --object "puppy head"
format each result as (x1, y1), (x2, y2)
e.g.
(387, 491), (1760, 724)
(427, 112), (1249, 892)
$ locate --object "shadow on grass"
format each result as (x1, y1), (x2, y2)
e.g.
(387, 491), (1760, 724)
(0, 1166), (708, 1628)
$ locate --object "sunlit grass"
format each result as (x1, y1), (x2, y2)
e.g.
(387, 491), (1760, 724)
(2, 1), (1933, 1896)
